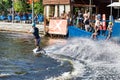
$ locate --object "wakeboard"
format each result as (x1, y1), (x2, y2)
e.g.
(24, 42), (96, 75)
(33, 48), (46, 56)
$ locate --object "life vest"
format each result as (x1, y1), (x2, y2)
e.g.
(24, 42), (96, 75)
(102, 14), (106, 30)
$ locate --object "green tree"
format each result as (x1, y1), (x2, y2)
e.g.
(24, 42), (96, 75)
(0, 0), (12, 15)
(3, 0), (12, 8)
(14, 0), (28, 12)
(34, 0), (44, 14)
(29, 0), (44, 15)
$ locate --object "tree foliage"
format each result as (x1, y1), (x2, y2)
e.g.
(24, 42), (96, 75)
(3, 0), (12, 8)
(14, 0), (28, 12)
(34, 0), (44, 14)
(0, 0), (12, 14)
(0, 0), (44, 15)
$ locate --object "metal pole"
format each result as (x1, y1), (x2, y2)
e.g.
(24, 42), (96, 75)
(12, 0), (14, 23)
(110, 0), (112, 15)
(32, 0), (34, 23)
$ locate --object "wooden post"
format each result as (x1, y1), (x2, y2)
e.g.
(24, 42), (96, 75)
(54, 5), (58, 17)
(32, 0), (34, 23)
(57, 5), (59, 17)
(96, 7), (98, 14)
(44, 6), (47, 34)
(12, 0), (14, 23)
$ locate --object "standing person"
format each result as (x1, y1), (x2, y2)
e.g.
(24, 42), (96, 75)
(91, 16), (101, 40)
(30, 23), (41, 52)
(83, 10), (89, 20)
(72, 12), (78, 25)
(60, 10), (67, 19)
(106, 22), (113, 40)
(84, 16), (90, 31)
(77, 10), (84, 29)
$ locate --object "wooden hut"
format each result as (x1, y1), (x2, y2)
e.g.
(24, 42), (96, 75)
(43, 0), (70, 37)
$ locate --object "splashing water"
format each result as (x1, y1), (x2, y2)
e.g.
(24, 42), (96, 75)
(45, 38), (120, 80)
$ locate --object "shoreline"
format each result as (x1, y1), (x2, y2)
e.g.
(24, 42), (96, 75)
(0, 21), (45, 35)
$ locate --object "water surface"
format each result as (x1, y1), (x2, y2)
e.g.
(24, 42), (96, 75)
(0, 31), (71, 80)
(1, 31), (120, 80)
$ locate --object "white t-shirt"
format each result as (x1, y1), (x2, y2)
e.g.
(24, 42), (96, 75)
(95, 20), (101, 27)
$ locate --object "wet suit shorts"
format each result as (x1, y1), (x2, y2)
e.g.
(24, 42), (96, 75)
(35, 38), (40, 46)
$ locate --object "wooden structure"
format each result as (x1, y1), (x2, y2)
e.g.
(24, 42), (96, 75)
(43, 0), (70, 36)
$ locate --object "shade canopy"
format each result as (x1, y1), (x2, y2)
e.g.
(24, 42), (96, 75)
(107, 2), (120, 8)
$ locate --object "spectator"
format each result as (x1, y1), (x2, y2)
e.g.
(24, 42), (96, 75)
(83, 10), (89, 20)
(84, 16), (90, 31)
(72, 12), (78, 25)
(77, 10), (84, 28)
(106, 22), (113, 40)
(91, 16), (101, 40)
(60, 10), (67, 19)
(66, 11), (71, 25)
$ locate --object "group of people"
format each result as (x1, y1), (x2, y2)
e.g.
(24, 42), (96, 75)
(72, 9), (113, 40)
(72, 9), (90, 30)
(90, 15), (113, 40)
(91, 19), (113, 40)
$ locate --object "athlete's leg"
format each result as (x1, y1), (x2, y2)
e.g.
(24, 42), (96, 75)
(36, 38), (42, 51)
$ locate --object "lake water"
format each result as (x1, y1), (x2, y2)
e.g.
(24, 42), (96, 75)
(0, 31), (120, 80)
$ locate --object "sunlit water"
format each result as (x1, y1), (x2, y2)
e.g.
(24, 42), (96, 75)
(0, 31), (120, 80)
